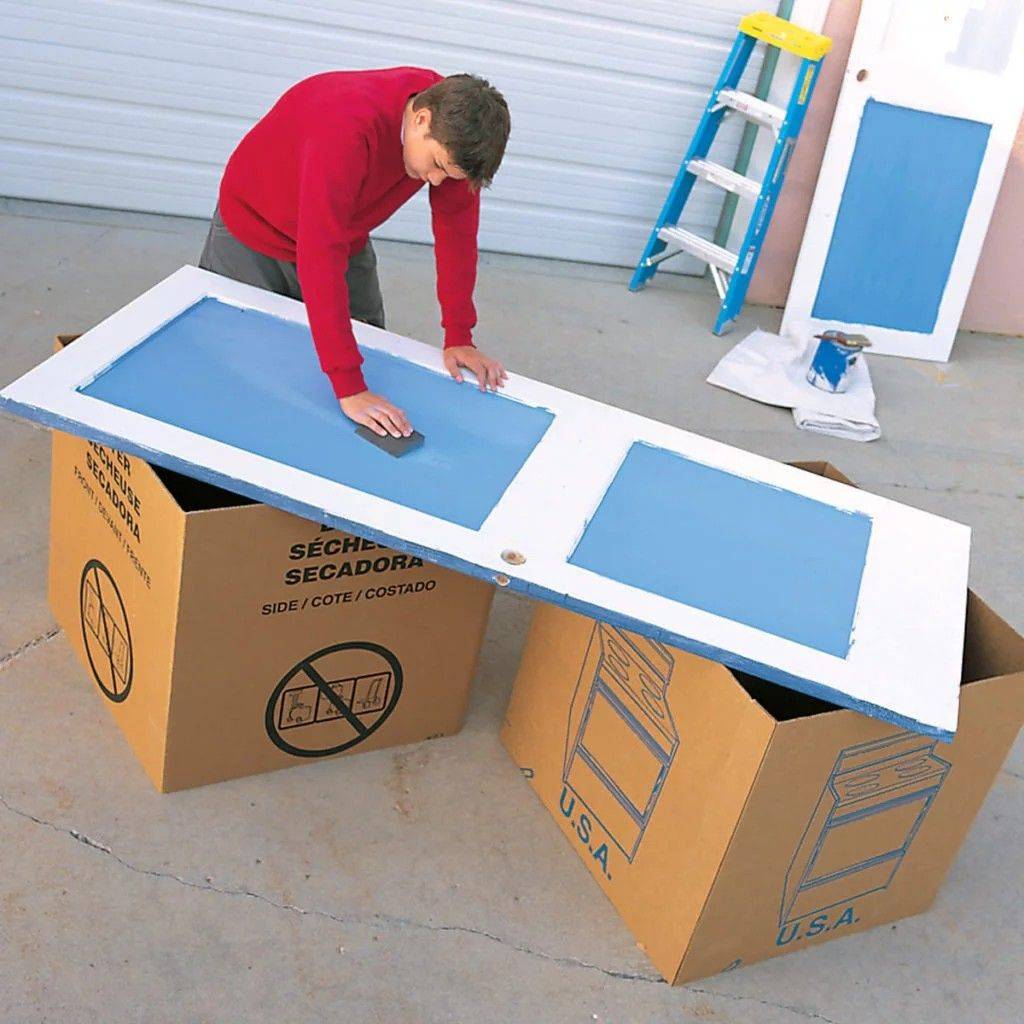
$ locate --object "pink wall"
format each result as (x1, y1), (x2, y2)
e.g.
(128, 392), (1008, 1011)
(961, 120), (1024, 335)
(748, 0), (1024, 338)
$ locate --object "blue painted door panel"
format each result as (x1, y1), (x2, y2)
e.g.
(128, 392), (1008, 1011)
(569, 443), (872, 658)
(811, 101), (990, 332)
(80, 298), (554, 530)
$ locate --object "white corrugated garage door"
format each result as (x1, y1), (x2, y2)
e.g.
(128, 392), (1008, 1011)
(0, 0), (764, 269)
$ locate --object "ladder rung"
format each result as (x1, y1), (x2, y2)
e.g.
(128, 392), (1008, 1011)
(716, 89), (786, 132)
(687, 158), (761, 201)
(656, 227), (738, 274)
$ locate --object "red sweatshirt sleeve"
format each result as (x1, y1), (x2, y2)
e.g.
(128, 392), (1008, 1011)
(296, 132), (371, 399)
(429, 178), (480, 349)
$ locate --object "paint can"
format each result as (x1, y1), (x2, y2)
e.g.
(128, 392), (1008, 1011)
(806, 331), (871, 393)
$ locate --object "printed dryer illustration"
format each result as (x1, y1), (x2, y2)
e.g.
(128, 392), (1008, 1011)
(563, 623), (678, 861)
(781, 731), (951, 924)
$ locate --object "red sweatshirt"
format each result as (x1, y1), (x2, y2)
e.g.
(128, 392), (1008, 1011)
(219, 67), (479, 398)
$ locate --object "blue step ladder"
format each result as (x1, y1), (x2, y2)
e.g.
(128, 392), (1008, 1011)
(629, 12), (832, 335)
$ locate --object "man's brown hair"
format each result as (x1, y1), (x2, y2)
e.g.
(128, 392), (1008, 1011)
(413, 74), (511, 189)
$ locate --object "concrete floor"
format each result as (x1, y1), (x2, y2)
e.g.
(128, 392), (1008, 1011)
(1, 196), (1022, 1024)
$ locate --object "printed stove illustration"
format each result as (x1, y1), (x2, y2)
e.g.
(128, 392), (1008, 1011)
(563, 623), (678, 862)
(781, 732), (951, 925)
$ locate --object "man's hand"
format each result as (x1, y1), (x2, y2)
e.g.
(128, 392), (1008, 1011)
(339, 391), (413, 438)
(443, 346), (508, 392)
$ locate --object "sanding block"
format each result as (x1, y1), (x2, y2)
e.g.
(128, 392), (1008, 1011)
(355, 425), (425, 457)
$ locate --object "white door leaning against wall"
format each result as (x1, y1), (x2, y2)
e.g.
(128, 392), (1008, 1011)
(783, 0), (1024, 360)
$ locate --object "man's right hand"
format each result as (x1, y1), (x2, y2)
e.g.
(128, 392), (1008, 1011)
(339, 391), (413, 438)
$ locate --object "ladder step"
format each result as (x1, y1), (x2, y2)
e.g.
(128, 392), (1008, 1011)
(717, 88), (786, 132)
(657, 227), (738, 274)
(687, 158), (761, 201)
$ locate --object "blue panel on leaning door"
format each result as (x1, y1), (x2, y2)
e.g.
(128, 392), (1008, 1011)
(811, 100), (990, 333)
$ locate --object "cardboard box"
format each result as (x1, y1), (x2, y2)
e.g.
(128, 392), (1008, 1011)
(501, 462), (1024, 983)
(50, 335), (494, 793)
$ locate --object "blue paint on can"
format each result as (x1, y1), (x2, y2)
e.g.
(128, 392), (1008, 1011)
(806, 331), (869, 393)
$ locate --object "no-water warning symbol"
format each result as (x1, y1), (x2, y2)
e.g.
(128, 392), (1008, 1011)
(79, 558), (134, 702)
(265, 641), (403, 758)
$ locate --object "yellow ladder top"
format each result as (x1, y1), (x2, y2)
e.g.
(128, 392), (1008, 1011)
(739, 11), (832, 60)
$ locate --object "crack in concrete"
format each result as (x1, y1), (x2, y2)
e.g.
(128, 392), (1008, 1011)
(0, 627), (62, 673)
(0, 791), (659, 984)
(856, 480), (1022, 501)
(0, 792), (879, 1022)
(686, 986), (844, 1024)
(1003, 769), (1023, 781)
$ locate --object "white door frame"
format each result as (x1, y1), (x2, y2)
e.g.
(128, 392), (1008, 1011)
(1, 266), (969, 736)
(782, 0), (1024, 359)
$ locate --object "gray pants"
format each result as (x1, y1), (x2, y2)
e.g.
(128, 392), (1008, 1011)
(198, 208), (386, 329)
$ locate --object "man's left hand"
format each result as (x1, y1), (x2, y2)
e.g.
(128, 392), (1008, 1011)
(444, 346), (508, 392)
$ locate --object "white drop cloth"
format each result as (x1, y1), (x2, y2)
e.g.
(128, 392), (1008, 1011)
(706, 324), (880, 442)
